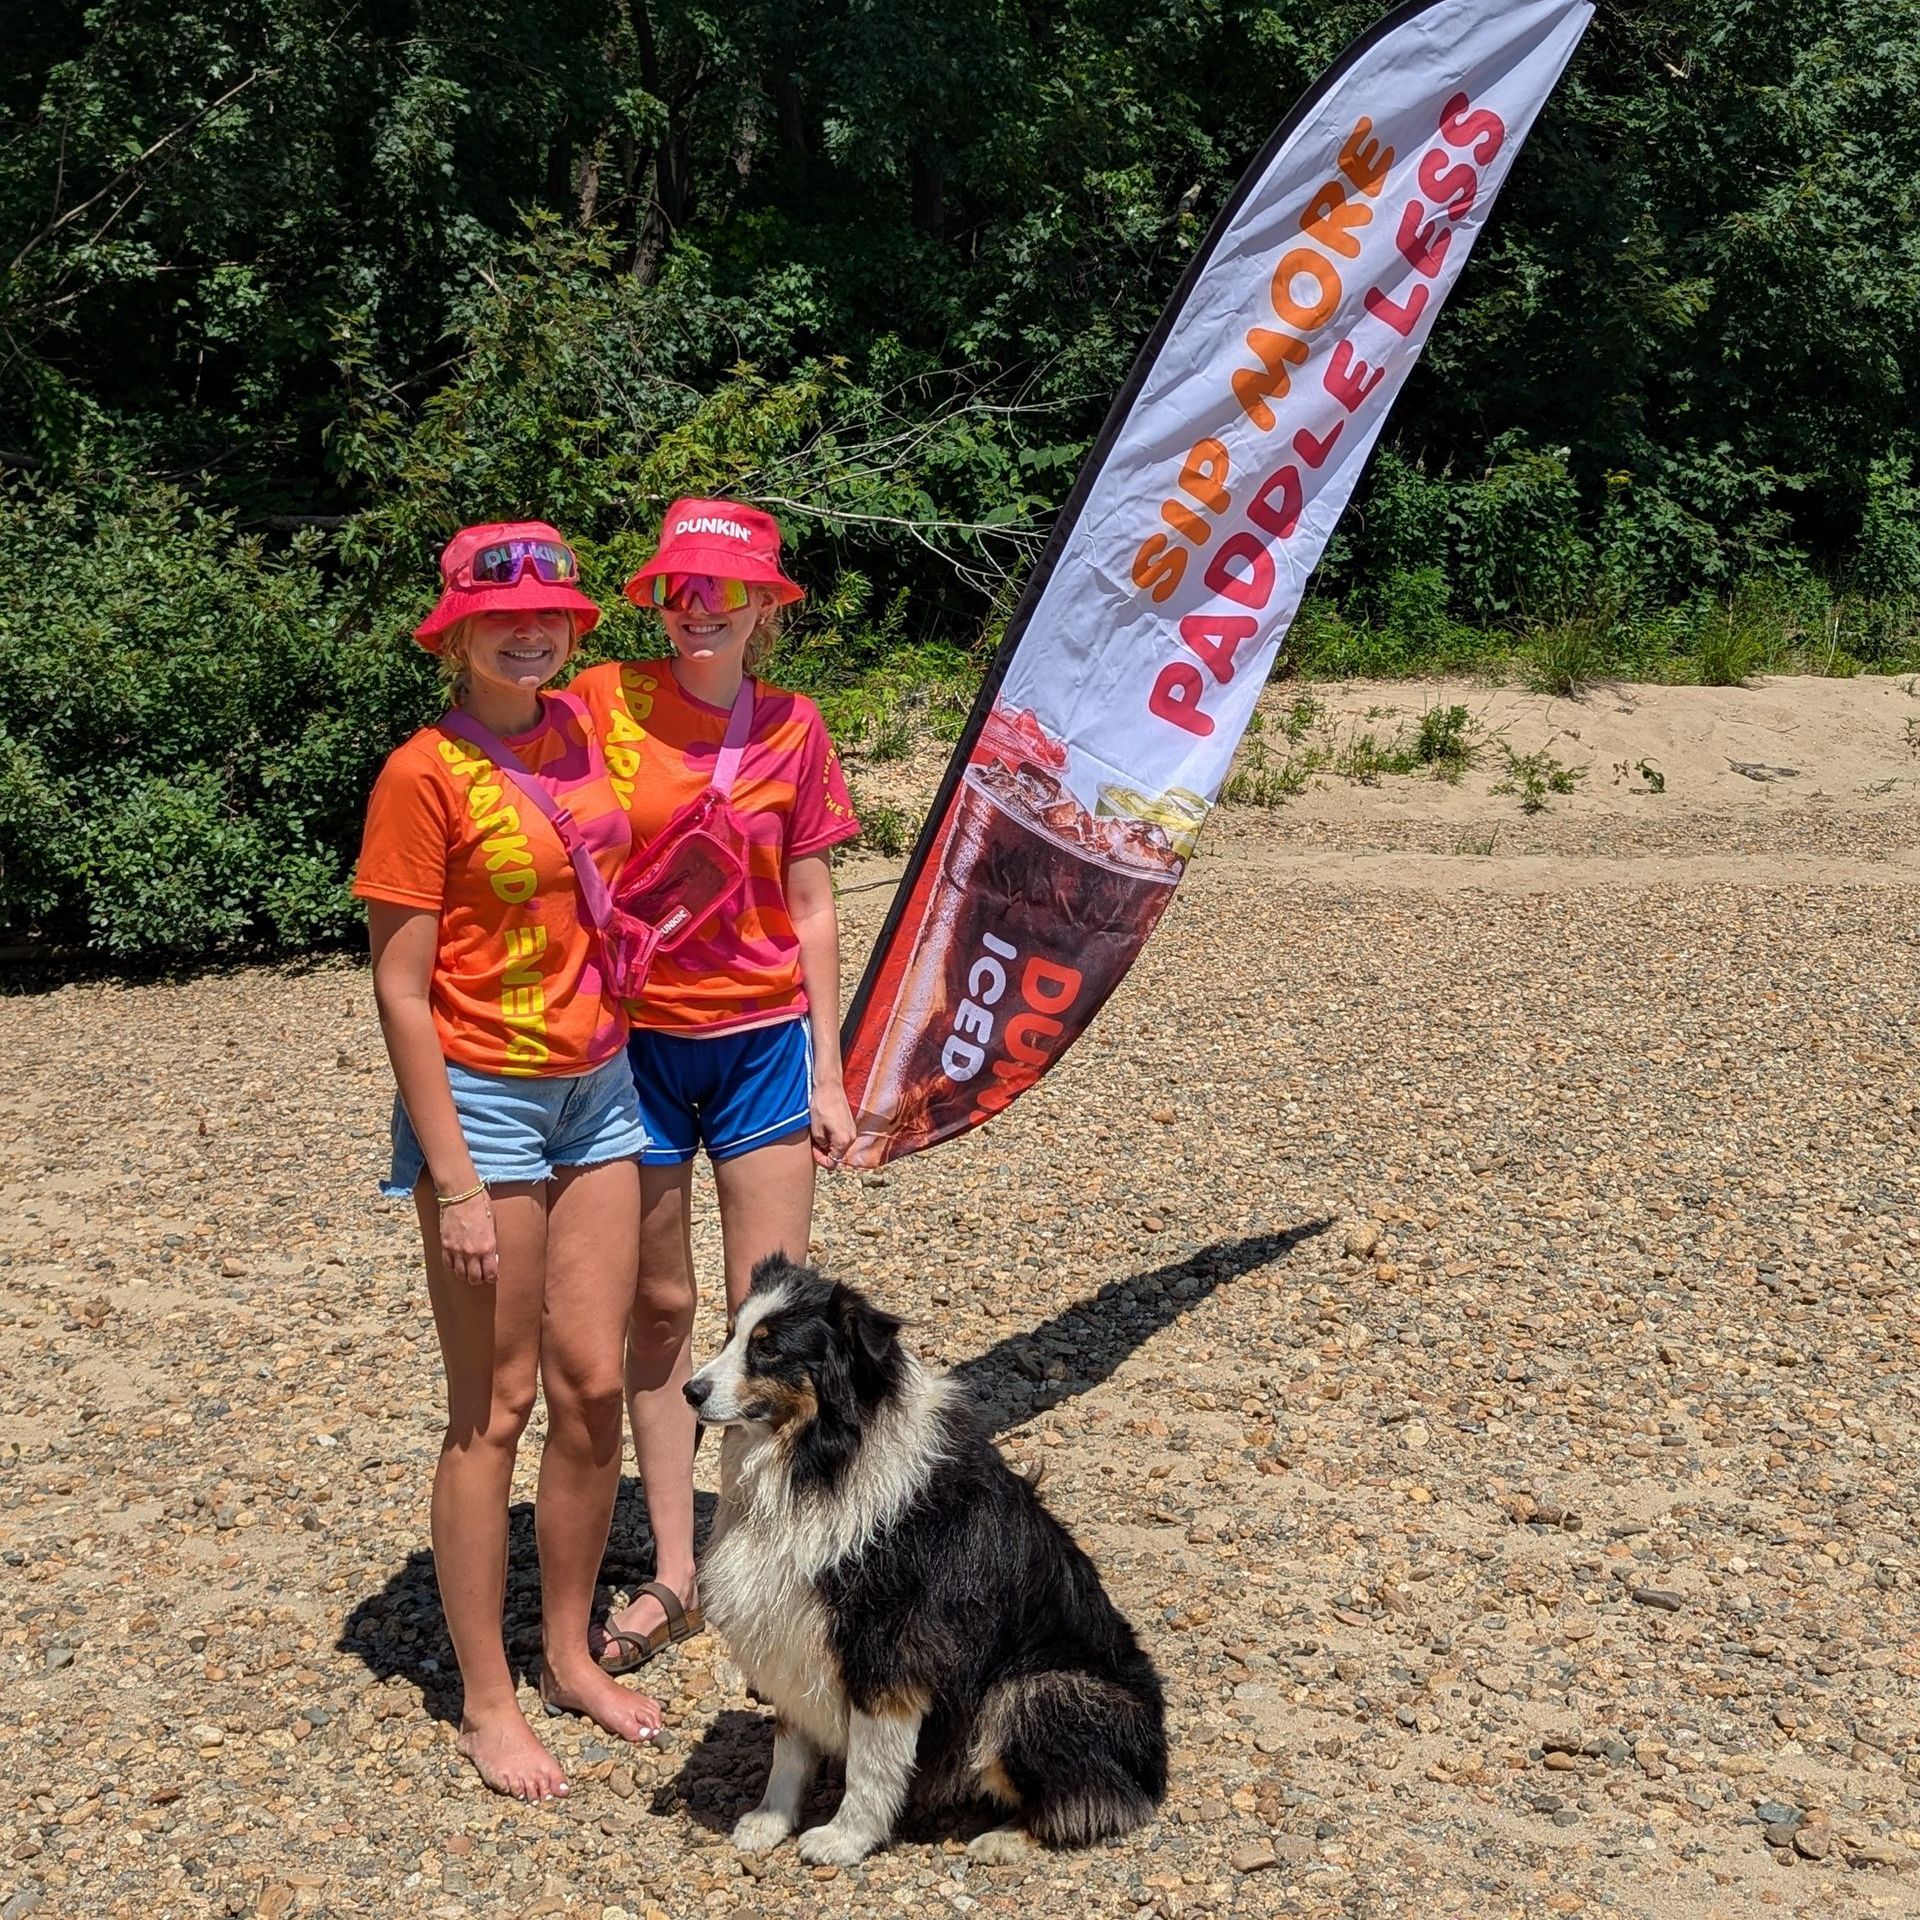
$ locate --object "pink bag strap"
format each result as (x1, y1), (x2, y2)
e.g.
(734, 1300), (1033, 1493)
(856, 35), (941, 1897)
(709, 679), (754, 798)
(437, 693), (615, 931)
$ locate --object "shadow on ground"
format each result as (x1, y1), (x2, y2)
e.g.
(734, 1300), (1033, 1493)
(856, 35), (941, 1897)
(658, 1707), (1005, 1846)
(337, 1482), (715, 1716)
(948, 1222), (1333, 1433)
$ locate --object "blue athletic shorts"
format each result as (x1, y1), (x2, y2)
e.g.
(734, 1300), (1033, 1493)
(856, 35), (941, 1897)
(381, 1051), (649, 1197)
(626, 1018), (813, 1166)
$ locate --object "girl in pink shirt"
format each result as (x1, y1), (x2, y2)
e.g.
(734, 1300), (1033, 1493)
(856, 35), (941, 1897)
(570, 499), (860, 1672)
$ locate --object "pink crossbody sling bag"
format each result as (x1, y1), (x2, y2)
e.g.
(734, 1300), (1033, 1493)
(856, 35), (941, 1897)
(437, 682), (755, 1000)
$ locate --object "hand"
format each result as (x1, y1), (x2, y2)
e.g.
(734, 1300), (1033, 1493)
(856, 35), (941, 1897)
(439, 1190), (499, 1286)
(810, 1079), (856, 1171)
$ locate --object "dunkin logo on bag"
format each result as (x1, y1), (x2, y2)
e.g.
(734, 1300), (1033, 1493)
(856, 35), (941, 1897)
(674, 515), (753, 542)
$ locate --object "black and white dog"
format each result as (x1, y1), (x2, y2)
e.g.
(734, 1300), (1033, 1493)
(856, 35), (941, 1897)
(685, 1255), (1167, 1866)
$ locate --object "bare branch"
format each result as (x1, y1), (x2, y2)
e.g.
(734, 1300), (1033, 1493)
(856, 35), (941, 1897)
(11, 68), (278, 274)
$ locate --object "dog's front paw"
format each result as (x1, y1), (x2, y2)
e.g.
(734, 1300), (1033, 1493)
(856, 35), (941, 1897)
(731, 1809), (794, 1854)
(796, 1821), (880, 1866)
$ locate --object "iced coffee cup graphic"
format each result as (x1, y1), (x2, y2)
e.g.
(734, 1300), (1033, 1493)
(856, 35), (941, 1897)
(848, 702), (1191, 1163)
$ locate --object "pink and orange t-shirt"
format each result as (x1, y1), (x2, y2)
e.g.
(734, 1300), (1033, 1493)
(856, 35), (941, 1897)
(571, 662), (860, 1033)
(354, 698), (632, 1076)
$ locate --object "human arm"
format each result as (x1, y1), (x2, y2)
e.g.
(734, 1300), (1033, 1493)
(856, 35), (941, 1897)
(367, 900), (498, 1284)
(786, 851), (855, 1170)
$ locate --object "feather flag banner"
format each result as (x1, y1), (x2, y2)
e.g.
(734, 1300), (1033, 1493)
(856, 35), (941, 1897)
(841, 0), (1593, 1167)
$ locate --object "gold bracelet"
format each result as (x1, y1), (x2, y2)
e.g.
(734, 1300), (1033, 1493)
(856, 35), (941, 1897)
(435, 1180), (488, 1210)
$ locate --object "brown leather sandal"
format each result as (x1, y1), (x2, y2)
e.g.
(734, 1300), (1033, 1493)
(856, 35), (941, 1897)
(593, 1581), (705, 1676)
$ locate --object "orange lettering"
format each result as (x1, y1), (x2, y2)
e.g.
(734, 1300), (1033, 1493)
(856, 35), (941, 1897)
(1005, 1011), (1065, 1066)
(1300, 180), (1370, 260)
(1232, 329), (1310, 431)
(1338, 117), (1392, 197)
(1132, 534), (1188, 602)
(1020, 958), (1081, 1016)
(1159, 498), (1211, 544)
(1271, 247), (1341, 331)
(1178, 438), (1232, 514)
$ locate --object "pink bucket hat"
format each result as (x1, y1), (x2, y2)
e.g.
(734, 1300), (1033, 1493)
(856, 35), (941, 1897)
(414, 521), (604, 652)
(623, 498), (805, 607)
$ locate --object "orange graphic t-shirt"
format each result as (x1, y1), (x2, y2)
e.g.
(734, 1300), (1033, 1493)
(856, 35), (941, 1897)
(571, 662), (860, 1033)
(354, 697), (632, 1075)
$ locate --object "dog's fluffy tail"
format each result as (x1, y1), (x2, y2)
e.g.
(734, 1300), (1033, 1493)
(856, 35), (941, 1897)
(974, 1668), (1167, 1848)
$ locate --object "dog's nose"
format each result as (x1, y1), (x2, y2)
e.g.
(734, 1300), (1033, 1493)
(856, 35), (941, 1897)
(683, 1377), (711, 1408)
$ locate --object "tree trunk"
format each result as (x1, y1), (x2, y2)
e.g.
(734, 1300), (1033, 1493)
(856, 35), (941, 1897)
(910, 146), (945, 241)
(776, 75), (807, 155)
(576, 137), (604, 227)
(545, 121), (573, 214)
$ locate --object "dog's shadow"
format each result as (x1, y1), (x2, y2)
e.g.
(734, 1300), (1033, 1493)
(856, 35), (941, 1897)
(657, 1709), (819, 1832)
(949, 1223), (1332, 1435)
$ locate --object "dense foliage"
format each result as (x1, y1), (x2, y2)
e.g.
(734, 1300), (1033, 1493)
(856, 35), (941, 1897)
(3, 0), (1918, 956)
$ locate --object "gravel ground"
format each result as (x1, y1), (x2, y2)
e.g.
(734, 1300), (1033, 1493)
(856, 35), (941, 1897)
(3, 678), (1918, 1920)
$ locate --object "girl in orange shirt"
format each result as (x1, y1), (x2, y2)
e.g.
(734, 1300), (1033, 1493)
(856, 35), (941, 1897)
(355, 522), (659, 1801)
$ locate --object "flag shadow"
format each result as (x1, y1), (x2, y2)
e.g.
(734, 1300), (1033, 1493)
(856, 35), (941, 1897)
(938, 1221), (1332, 1434)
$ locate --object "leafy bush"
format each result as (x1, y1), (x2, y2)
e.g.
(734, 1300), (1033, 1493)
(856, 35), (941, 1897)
(0, 476), (433, 955)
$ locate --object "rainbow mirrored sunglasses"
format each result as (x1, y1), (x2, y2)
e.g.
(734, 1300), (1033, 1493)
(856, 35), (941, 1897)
(467, 537), (580, 587)
(646, 572), (752, 614)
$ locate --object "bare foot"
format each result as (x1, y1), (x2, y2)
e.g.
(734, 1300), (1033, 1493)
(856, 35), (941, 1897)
(539, 1659), (664, 1743)
(457, 1709), (568, 1803)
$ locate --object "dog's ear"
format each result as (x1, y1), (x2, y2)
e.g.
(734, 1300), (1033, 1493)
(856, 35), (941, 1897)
(831, 1284), (903, 1403)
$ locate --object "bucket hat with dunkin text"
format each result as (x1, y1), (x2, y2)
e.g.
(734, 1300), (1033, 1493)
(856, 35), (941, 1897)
(623, 498), (805, 607)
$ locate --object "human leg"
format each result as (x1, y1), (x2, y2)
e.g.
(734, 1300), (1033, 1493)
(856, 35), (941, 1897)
(418, 1180), (567, 1802)
(533, 1156), (663, 1741)
(710, 1131), (815, 1317)
(604, 1160), (701, 1650)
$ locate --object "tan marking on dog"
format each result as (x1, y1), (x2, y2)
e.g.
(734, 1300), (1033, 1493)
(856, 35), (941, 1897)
(979, 1751), (1020, 1806)
(867, 1682), (932, 1720)
(749, 1377), (817, 1430)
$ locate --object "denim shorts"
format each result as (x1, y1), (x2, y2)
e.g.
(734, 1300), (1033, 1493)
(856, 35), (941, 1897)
(627, 1017), (813, 1166)
(381, 1051), (651, 1197)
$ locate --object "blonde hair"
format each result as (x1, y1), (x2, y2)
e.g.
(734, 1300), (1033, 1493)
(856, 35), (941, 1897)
(440, 612), (579, 706)
(745, 589), (785, 673)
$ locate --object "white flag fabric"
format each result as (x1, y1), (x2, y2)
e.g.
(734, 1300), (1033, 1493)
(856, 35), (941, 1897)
(843, 0), (1593, 1167)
